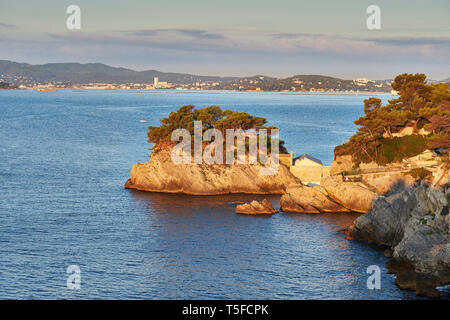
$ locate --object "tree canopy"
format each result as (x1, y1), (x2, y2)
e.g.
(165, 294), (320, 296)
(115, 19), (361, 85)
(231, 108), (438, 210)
(335, 73), (450, 165)
(147, 105), (287, 153)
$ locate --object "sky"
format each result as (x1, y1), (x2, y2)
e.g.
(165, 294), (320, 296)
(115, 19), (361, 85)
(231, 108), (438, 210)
(0, 0), (449, 80)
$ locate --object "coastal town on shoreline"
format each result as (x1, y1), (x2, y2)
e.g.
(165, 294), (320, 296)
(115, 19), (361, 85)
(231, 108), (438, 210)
(0, 74), (394, 92)
(0, 60), (402, 93)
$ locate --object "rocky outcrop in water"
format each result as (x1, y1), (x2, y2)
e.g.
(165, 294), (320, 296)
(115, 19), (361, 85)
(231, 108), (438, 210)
(236, 199), (278, 215)
(347, 177), (450, 297)
(125, 148), (301, 195)
(280, 176), (378, 213)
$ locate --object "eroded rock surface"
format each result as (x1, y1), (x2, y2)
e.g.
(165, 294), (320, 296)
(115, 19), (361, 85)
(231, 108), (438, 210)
(347, 180), (450, 297)
(125, 149), (301, 195)
(236, 199), (278, 215)
(280, 176), (378, 213)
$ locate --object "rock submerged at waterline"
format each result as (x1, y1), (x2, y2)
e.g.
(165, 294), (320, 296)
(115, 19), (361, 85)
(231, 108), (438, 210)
(235, 199), (278, 215)
(347, 180), (450, 297)
(124, 148), (301, 195)
(280, 176), (378, 213)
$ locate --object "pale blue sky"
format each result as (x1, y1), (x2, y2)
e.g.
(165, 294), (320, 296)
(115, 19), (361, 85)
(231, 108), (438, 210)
(0, 0), (449, 79)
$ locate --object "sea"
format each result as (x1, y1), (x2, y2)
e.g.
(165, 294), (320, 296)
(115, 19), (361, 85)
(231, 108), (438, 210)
(1, 89), (445, 299)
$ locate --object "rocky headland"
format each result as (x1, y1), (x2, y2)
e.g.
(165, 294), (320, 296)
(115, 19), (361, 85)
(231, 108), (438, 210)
(124, 148), (301, 195)
(346, 163), (450, 297)
(125, 77), (450, 296)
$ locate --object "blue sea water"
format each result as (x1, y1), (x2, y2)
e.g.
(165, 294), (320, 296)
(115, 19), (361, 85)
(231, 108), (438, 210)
(0, 89), (440, 299)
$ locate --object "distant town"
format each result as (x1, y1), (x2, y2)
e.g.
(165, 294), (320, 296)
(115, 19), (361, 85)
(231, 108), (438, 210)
(0, 60), (448, 93)
(0, 74), (395, 93)
(0, 76), (222, 91)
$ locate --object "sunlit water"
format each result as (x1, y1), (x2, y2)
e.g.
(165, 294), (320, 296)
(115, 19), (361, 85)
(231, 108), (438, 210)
(1, 89), (444, 299)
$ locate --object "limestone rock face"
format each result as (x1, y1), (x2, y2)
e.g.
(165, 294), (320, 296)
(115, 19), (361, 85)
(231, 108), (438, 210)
(235, 199), (278, 215)
(124, 149), (301, 195)
(280, 176), (378, 213)
(330, 155), (353, 175)
(348, 186), (416, 245)
(432, 162), (450, 187)
(348, 181), (450, 297)
(361, 172), (416, 194)
(320, 176), (377, 213)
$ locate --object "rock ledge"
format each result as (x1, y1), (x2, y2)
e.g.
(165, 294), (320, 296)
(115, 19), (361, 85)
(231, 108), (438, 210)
(236, 199), (278, 215)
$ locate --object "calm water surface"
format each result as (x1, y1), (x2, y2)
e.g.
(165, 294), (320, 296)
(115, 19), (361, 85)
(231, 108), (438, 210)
(0, 89), (435, 299)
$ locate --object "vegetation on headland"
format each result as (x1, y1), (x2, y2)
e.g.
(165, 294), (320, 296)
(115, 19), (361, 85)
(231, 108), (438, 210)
(147, 105), (288, 153)
(335, 73), (450, 166)
(8, 59), (447, 92)
(0, 82), (16, 89)
(215, 74), (392, 92)
(407, 167), (433, 180)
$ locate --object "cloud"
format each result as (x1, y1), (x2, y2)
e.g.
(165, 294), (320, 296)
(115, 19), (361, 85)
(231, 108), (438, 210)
(37, 30), (449, 67)
(2, 28), (448, 79)
(270, 33), (326, 39)
(44, 30), (237, 56)
(0, 22), (16, 29)
(127, 29), (226, 40)
(266, 32), (450, 57)
(366, 36), (450, 47)
(30, 29), (449, 60)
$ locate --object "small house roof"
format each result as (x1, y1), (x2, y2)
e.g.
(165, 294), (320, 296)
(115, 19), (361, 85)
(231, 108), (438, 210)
(293, 154), (323, 165)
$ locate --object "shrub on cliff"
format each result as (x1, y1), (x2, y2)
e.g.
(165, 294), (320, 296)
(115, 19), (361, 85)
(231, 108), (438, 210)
(407, 168), (432, 180)
(426, 100), (450, 150)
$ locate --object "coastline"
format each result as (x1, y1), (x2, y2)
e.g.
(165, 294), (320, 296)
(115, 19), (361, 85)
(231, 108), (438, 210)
(10, 87), (391, 94)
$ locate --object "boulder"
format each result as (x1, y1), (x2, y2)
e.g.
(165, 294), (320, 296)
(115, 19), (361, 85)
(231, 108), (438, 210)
(361, 172), (416, 194)
(320, 176), (378, 213)
(280, 176), (377, 213)
(235, 199), (278, 215)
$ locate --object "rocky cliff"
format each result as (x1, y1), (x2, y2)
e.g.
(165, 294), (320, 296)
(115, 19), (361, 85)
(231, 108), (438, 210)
(125, 149), (301, 195)
(280, 176), (378, 213)
(279, 170), (423, 213)
(347, 177), (450, 297)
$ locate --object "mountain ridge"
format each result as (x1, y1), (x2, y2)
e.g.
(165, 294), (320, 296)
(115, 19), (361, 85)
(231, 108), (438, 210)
(0, 60), (240, 84)
(1, 60), (447, 91)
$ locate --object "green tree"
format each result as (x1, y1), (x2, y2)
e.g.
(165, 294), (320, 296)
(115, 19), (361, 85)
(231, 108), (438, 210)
(147, 105), (287, 153)
(334, 73), (450, 165)
(427, 100), (450, 149)
(193, 105), (224, 129)
(148, 105), (195, 144)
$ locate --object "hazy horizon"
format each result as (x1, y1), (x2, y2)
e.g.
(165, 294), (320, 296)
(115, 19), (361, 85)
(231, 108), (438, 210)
(0, 0), (449, 79)
(2, 58), (449, 82)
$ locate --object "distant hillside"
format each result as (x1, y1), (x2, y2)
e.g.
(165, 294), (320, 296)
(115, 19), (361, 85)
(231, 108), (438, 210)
(215, 74), (391, 92)
(0, 60), (239, 85)
(0, 60), (406, 92)
(0, 82), (16, 89)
